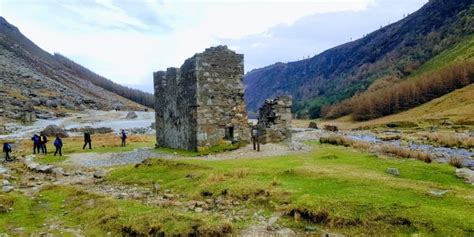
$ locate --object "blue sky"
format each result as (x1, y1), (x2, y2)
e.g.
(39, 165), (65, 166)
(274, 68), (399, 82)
(0, 0), (427, 93)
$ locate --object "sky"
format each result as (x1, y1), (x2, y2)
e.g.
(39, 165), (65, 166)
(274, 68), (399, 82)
(0, 0), (427, 93)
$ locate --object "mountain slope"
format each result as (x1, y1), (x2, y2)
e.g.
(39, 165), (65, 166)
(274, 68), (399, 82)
(244, 0), (473, 117)
(0, 16), (150, 121)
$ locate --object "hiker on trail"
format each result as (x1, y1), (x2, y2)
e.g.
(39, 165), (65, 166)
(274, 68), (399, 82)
(54, 135), (63, 156)
(3, 142), (12, 161)
(120, 129), (127, 147)
(83, 132), (92, 149)
(40, 132), (48, 154)
(252, 126), (260, 152)
(31, 134), (40, 154)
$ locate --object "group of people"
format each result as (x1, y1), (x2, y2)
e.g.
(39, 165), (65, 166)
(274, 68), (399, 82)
(31, 133), (63, 156)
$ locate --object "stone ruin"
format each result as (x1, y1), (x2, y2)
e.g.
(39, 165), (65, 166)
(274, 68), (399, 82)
(257, 96), (292, 144)
(154, 46), (250, 151)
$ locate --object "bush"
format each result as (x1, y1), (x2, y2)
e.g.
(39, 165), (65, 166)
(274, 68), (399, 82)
(448, 157), (464, 168)
(380, 145), (432, 163)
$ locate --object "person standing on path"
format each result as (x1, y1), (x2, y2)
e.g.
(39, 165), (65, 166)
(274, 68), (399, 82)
(3, 142), (12, 161)
(54, 135), (63, 156)
(83, 132), (92, 149)
(31, 134), (40, 154)
(40, 132), (48, 154)
(120, 129), (127, 147)
(252, 126), (260, 152)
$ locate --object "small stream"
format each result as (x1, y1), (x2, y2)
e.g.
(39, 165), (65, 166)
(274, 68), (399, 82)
(0, 110), (155, 140)
(346, 133), (473, 166)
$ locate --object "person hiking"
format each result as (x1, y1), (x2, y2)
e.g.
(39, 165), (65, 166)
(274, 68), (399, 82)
(31, 134), (41, 154)
(40, 132), (48, 154)
(251, 126), (260, 152)
(3, 142), (12, 161)
(54, 135), (63, 156)
(83, 132), (92, 149)
(120, 129), (127, 147)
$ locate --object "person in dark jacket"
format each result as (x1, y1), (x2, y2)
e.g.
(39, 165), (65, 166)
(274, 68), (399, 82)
(120, 130), (127, 147)
(31, 134), (41, 154)
(40, 132), (48, 154)
(251, 126), (260, 152)
(83, 132), (92, 149)
(3, 142), (12, 161)
(54, 135), (63, 156)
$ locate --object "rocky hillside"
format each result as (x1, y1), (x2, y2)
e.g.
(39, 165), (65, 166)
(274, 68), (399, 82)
(244, 0), (473, 117)
(0, 17), (148, 122)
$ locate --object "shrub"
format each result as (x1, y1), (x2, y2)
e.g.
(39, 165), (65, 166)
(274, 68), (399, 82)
(449, 157), (464, 168)
(379, 145), (432, 163)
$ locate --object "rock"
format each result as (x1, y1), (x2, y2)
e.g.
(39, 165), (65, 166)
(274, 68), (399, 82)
(31, 97), (41, 106)
(125, 111), (138, 119)
(93, 170), (106, 179)
(308, 121), (318, 129)
(118, 193), (128, 199)
(429, 190), (449, 197)
(386, 167), (400, 176)
(2, 186), (14, 193)
(2, 180), (10, 186)
(0, 204), (7, 213)
(0, 166), (8, 174)
(37, 165), (54, 173)
(163, 193), (174, 199)
(42, 125), (69, 137)
(194, 207), (203, 213)
(45, 100), (58, 108)
(153, 183), (161, 192)
(456, 168), (474, 184)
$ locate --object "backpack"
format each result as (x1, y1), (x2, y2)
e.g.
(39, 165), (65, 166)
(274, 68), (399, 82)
(6, 144), (11, 152)
(54, 138), (61, 147)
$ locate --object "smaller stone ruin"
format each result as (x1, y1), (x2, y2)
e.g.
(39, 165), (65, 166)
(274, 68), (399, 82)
(257, 96), (292, 144)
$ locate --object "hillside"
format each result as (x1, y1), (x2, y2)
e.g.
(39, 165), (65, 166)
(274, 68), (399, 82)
(0, 17), (151, 121)
(244, 0), (473, 117)
(322, 35), (474, 120)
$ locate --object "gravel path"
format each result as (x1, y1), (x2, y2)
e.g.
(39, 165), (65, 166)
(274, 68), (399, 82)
(66, 148), (175, 167)
(65, 142), (311, 167)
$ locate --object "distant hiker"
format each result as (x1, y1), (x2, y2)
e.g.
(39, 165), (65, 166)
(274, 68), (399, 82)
(54, 135), (63, 156)
(83, 132), (92, 149)
(252, 126), (260, 152)
(3, 142), (12, 161)
(40, 132), (48, 154)
(120, 129), (127, 147)
(31, 134), (41, 154)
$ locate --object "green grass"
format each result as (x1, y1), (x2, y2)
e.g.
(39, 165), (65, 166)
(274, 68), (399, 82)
(35, 154), (68, 164)
(107, 143), (474, 235)
(413, 35), (474, 76)
(155, 141), (245, 157)
(0, 186), (231, 236)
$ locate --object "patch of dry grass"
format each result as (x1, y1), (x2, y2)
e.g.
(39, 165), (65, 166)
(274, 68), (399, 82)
(379, 145), (432, 163)
(424, 132), (474, 149)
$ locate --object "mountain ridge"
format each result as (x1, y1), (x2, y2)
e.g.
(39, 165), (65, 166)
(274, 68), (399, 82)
(243, 0), (473, 117)
(0, 16), (152, 121)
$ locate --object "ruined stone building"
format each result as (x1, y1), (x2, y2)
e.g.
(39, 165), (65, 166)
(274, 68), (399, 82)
(154, 46), (250, 151)
(257, 96), (292, 144)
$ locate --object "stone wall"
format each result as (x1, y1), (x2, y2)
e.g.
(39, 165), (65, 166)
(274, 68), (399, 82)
(154, 46), (250, 151)
(257, 96), (292, 144)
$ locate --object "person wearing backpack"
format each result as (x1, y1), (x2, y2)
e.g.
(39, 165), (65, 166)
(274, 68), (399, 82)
(31, 134), (41, 154)
(120, 129), (127, 147)
(3, 142), (12, 161)
(54, 135), (63, 156)
(40, 132), (48, 154)
(83, 132), (92, 149)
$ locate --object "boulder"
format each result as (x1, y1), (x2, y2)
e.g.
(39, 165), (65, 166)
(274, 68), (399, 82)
(308, 121), (318, 129)
(45, 100), (58, 108)
(126, 111), (138, 119)
(93, 170), (106, 179)
(42, 125), (69, 137)
(386, 167), (400, 176)
(456, 168), (474, 184)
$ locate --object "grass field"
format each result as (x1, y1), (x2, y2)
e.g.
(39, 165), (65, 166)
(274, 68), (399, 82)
(2, 142), (473, 235)
(104, 143), (474, 236)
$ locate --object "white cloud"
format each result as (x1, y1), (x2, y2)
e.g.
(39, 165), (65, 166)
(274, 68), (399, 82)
(0, 0), (425, 93)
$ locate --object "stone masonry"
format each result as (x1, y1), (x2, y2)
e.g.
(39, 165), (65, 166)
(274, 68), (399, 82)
(257, 96), (292, 144)
(154, 46), (250, 151)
